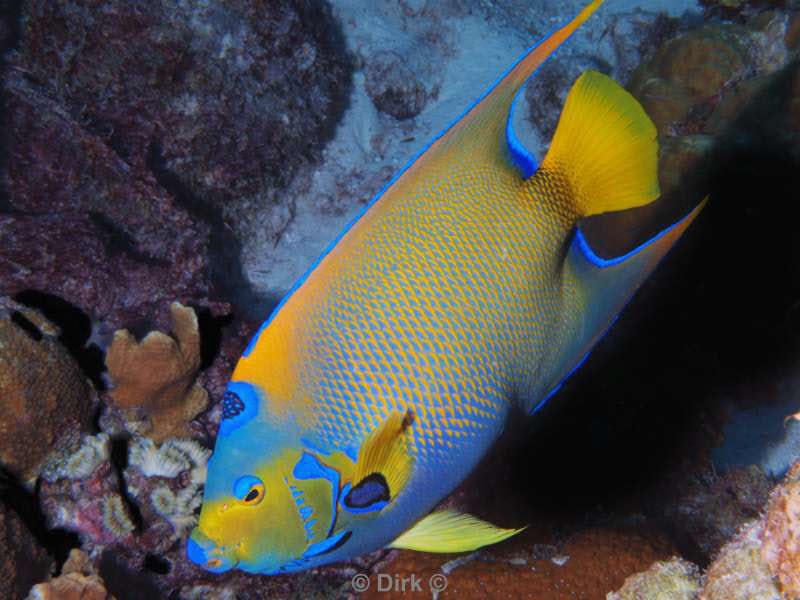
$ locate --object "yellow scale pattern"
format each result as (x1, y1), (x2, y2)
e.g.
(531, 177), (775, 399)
(296, 158), (581, 472)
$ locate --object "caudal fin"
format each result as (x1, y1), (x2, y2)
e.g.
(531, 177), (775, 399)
(541, 70), (659, 217)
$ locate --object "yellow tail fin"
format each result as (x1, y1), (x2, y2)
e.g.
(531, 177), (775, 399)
(541, 70), (660, 217)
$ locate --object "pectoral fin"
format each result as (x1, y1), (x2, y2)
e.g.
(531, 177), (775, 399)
(388, 509), (525, 553)
(341, 410), (414, 514)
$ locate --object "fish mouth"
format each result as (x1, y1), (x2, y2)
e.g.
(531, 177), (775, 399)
(187, 529), (239, 573)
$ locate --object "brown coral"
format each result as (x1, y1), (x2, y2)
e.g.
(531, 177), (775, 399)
(105, 302), (208, 442)
(629, 25), (753, 135)
(25, 549), (116, 600)
(0, 297), (92, 484)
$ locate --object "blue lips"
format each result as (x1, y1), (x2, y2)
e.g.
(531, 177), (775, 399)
(187, 530), (236, 573)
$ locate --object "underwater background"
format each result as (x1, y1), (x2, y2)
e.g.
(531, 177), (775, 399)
(1, 0), (800, 598)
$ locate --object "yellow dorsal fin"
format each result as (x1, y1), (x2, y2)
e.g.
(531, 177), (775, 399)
(353, 410), (413, 498)
(541, 70), (660, 216)
(388, 510), (526, 553)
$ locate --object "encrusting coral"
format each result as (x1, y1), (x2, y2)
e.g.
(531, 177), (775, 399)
(105, 302), (208, 442)
(25, 548), (116, 600)
(0, 297), (92, 485)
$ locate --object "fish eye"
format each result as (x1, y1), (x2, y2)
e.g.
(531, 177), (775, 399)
(233, 475), (265, 506)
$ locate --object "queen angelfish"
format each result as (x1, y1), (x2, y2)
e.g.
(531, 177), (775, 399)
(188, 0), (705, 575)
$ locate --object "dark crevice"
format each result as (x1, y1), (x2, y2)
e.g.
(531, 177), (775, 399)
(0, 467), (81, 572)
(87, 211), (169, 266)
(143, 553), (171, 575)
(10, 310), (43, 341)
(99, 550), (166, 600)
(13, 290), (107, 390)
(191, 305), (234, 370)
(108, 437), (144, 533)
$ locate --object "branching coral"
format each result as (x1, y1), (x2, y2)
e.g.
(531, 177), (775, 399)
(0, 297), (92, 485)
(105, 302), (208, 442)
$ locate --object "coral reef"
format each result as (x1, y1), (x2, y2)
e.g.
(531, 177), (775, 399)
(0, 69), (214, 335)
(761, 461), (800, 597)
(0, 500), (53, 600)
(124, 436), (209, 553)
(0, 297), (92, 485)
(26, 549), (115, 600)
(105, 302), (208, 442)
(627, 10), (796, 195)
(1, 0), (351, 330)
(699, 519), (780, 599)
(10, 0), (350, 205)
(606, 558), (702, 600)
(39, 433), (135, 549)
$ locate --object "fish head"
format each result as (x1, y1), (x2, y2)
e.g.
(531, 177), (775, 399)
(187, 382), (344, 574)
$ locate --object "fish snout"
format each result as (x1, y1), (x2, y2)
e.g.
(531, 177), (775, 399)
(187, 528), (237, 573)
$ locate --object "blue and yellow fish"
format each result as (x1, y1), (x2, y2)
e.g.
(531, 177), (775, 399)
(188, 0), (704, 575)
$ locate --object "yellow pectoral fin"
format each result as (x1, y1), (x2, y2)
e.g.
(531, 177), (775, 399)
(388, 510), (526, 553)
(353, 410), (414, 499)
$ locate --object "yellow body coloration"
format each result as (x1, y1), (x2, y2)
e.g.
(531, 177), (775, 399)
(189, 0), (706, 575)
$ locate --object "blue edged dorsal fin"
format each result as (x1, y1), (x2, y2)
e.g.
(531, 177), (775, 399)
(505, 86), (538, 178)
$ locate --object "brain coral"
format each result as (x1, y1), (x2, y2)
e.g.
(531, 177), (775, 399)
(0, 297), (92, 484)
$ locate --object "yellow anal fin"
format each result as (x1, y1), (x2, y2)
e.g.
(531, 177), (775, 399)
(353, 410), (413, 499)
(541, 70), (659, 217)
(388, 509), (525, 553)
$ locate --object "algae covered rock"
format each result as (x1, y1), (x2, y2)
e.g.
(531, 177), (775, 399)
(700, 519), (781, 600)
(0, 298), (92, 484)
(761, 461), (800, 598)
(607, 557), (702, 600)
